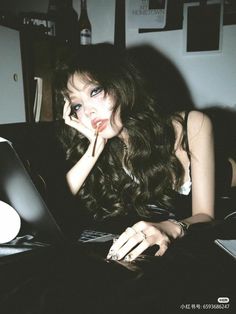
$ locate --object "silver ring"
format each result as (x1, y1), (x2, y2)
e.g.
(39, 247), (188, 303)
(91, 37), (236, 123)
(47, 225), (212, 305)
(140, 230), (147, 240)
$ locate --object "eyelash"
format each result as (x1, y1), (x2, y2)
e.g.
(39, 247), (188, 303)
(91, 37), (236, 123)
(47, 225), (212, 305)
(70, 104), (82, 116)
(70, 86), (103, 113)
(90, 86), (103, 97)
(74, 104), (82, 110)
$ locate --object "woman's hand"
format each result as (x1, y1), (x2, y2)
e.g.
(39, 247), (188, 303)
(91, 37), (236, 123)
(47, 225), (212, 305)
(63, 99), (107, 155)
(107, 220), (183, 262)
(63, 99), (95, 142)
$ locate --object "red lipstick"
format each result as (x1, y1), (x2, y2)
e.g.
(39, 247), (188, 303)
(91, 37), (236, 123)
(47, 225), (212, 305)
(91, 119), (108, 132)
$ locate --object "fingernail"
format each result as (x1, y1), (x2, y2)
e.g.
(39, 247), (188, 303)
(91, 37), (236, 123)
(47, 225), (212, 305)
(113, 237), (118, 244)
(106, 253), (118, 260)
(124, 254), (132, 262)
(111, 254), (119, 261)
(106, 253), (112, 260)
(108, 248), (114, 255)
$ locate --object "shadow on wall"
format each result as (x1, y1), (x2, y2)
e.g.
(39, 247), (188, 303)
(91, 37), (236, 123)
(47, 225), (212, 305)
(127, 44), (195, 114)
(202, 106), (236, 218)
(127, 44), (236, 160)
(203, 106), (236, 160)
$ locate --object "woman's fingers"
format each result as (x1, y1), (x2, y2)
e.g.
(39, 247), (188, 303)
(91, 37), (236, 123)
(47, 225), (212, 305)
(108, 227), (136, 253)
(126, 235), (170, 261)
(109, 232), (149, 260)
(124, 239), (152, 261)
(63, 101), (80, 128)
(107, 226), (143, 259)
(107, 222), (171, 261)
(109, 222), (148, 253)
(62, 99), (94, 140)
(63, 99), (71, 119)
(155, 243), (169, 257)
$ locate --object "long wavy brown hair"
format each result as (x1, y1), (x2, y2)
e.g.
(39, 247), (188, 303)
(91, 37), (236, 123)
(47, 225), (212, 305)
(54, 43), (187, 221)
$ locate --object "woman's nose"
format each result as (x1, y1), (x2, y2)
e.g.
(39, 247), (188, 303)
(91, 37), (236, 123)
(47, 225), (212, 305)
(83, 101), (96, 117)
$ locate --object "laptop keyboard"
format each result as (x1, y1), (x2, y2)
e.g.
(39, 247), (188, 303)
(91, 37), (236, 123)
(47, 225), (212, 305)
(0, 246), (33, 257)
(78, 230), (118, 243)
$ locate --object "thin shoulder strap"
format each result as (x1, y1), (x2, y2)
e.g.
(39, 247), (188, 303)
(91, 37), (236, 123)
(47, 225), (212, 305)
(183, 111), (191, 160)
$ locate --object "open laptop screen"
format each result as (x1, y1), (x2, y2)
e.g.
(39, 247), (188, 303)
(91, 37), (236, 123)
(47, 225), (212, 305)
(0, 139), (64, 244)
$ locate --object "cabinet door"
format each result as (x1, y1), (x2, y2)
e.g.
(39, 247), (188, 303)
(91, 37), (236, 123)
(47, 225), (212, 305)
(0, 25), (26, 124)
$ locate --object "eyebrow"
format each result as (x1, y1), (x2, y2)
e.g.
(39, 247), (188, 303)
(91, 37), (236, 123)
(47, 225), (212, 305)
(69, 74), (96, 91)
(67, 82), (101, 102)
(69, 96), (80, 103)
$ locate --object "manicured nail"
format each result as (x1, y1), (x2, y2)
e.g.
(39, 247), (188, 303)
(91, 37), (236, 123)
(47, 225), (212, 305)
(106, 253), (112, 260)
(106, 253), (118, 260)
(124, 254), (132, 262)
(111, 254), (119, 261)
(108, 248), (115, 255)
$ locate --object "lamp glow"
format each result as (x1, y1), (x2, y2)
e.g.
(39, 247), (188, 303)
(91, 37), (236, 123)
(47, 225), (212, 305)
(0, 200), (21, 244)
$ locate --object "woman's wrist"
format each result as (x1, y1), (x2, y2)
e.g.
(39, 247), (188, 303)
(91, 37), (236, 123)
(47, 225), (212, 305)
(168, 219), (190, 238)
(86, 139), (105, 158)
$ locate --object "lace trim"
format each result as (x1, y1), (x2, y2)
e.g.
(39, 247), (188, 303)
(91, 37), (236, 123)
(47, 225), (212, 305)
(177, 164), (192, 195)
(178, 180), (192, 195)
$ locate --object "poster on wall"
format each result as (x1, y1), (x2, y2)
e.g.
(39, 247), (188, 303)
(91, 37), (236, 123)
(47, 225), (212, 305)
(126, 0), (168, 30)
(183, 0), (223, 54)
(224, 0), (236, 25)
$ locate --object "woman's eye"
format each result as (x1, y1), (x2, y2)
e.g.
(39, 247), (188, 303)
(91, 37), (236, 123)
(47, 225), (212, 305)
(71, 104), (82, 114)
(91, 86), (103, 97)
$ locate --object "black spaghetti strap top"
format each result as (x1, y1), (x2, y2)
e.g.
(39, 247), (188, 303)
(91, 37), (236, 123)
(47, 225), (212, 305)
(182, 110), (191, 160)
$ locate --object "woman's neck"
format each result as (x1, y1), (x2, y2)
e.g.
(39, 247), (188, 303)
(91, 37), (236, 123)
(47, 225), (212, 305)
(118, 128), (129, 147)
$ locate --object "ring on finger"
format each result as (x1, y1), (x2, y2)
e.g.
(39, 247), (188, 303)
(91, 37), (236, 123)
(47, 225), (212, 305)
(140, 230), (147, 240)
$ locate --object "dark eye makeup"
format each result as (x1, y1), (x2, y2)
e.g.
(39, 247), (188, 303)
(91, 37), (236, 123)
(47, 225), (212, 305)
(90, 86), (103, 97)
(69, 104), (82, 117)
(68, 85), (103, 118)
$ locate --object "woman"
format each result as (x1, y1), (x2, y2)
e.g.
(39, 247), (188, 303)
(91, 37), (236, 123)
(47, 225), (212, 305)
(55, 43), (236, 262)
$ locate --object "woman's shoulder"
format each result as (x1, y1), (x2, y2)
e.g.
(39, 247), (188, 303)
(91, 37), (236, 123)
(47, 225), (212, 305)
(173, 110), (213, 150)
(185, 110), (213, 140)
(173, 109), (211, 132)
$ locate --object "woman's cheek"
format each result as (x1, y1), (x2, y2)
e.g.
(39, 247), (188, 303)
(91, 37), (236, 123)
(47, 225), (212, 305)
(103, 124), (123, 139)
(76, 109), (86, 123)
(75, 110), (83, 120)
(76, 112), (92, 129)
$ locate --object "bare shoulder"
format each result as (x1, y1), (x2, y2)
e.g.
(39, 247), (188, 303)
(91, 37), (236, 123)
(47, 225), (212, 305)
(187, 110), (213, 140)
(173, 110), (213, 149)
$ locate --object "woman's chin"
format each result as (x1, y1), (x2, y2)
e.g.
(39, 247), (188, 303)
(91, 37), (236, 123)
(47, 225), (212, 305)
(100, 128), (122, 139)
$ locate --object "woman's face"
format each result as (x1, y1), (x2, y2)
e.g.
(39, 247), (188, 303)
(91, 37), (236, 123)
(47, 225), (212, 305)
(67, 74), (124, 139)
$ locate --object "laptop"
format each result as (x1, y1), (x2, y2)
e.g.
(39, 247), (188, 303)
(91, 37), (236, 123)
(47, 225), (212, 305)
(0, 138), (117, 258)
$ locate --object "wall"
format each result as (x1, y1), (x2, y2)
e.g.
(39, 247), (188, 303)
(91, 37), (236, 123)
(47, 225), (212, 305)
(126, 24), (236, 109)
(82, 0), (236, 109)
(0, 0), (48, 14)
(0, 25), (26, 123)
(1, 0), (235, 110)
(88, 0), (236, 110)
(85, 0), (115, 45)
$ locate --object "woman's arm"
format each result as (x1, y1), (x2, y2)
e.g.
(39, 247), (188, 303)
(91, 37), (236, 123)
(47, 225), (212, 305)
(184, 110), (215, 222)
(66, 140), (105, 195)
(107, 111), (215, 261)
(63, 100), (106, 195)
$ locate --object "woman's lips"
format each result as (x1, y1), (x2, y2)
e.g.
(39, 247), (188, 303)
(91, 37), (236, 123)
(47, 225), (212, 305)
(91, 119), (109, 132)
